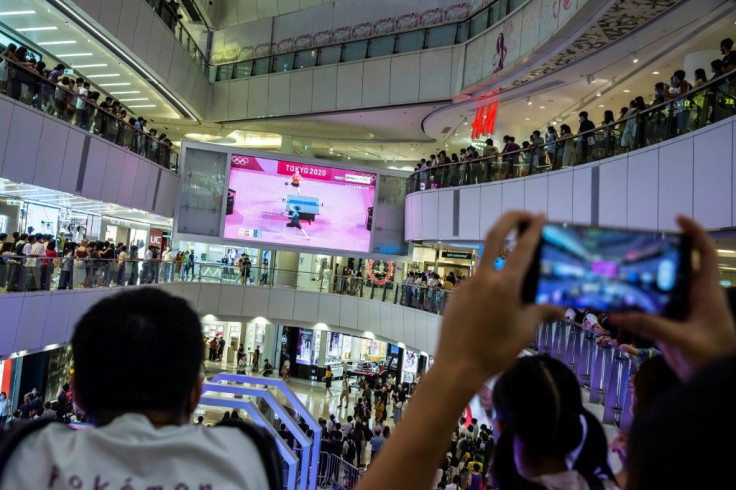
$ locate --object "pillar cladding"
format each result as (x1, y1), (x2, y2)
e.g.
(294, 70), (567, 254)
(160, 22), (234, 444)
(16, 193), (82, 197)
(683, 50), (721, 82)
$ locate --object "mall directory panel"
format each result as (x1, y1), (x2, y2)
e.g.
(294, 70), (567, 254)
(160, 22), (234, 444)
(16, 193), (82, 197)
(225, 154), (376, 253)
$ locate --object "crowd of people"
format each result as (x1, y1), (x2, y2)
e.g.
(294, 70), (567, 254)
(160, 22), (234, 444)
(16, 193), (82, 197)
(0, 44), (175, 169)
(412, 37), (736, 190)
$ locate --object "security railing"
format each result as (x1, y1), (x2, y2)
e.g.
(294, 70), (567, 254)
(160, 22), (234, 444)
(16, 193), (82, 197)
(213, 0), (525, 81)
(407, 72), (736, 193)
(144, 0), (208, 75)
(0, 55), (179, 171)
(316, 451), (361, 490)
(0, 255), (451, 314)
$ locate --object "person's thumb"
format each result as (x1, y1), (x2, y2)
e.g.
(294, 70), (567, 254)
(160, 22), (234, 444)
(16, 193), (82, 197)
(610, 312), (683, 346)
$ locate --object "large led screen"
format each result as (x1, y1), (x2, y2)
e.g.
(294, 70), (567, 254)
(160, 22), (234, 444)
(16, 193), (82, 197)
(224, 154), (376, 253)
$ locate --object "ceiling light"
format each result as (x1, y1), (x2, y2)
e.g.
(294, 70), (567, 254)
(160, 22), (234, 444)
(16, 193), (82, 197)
(98, 82), (131, 86)
(598, 104), (605, 108)
(632, 53), (639, 63)
(16, 26), (57, 31)
(87, 74), (120, 78)
(57, 52), (93, 57)
(364, 152), (368, 155)
(463, 121), (468, 125)
(596, 92), (602, 97)
(526, 97), (532, 106)
(109, 90), (140, 94)
(623, 89), (631, 93)
(717, 249), (736, 254)
(119, 97), (149, 101)
(0, 10), (36, 15)
(72, 63), (107, 68)
(586, 74), (595, 84)
(128, 105), (157, 108)
(652, 71), (660, 75)
(551, 121), (557, 125)
(38, 40), (76, 45)
(525, 117), (530, 121)
(539, 106), (546, 109)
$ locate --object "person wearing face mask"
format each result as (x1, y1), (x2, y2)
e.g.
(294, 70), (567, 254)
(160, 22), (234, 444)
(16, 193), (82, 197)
(0, 392), (9, 428)
(576, 112), (595, 164)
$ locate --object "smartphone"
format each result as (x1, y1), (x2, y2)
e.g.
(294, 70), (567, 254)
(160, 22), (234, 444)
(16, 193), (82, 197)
(522, 222), (691, 318)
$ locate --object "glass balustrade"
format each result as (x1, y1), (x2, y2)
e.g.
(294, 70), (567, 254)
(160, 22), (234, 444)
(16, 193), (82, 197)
(145, 0), (208, 76)
(0, 55), (179, 171)
(407, 74), (736, 194)
(213, 0), (522, 82)
(0, 256), (451, 314)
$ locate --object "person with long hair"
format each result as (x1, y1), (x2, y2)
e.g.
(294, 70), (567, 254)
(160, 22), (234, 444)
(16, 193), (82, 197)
(489, 355), (618, 489)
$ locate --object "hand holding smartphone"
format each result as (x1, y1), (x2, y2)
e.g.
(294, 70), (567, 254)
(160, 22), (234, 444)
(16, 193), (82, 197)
(521, 222), (691, 318)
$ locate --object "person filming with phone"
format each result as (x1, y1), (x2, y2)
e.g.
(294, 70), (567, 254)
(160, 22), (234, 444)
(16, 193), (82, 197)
(356, 211), (736, 490)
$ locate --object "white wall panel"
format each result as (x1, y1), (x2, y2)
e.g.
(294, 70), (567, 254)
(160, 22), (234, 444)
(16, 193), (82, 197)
(463, 37), (484, 86)
(294, 291), (319, 323)
(501, 180), (525, 212)
(317, 294), (341, 325)
(156, 171), (179, 217)
(100, 147), (126, 204)
(547, 170), (573, 222)
(178, 283), (202, 310)
(116, 153), (139, 207)
(14, 294), (51, 353)
(0, 296), (23, 355)
(2, 105), (41, 184)
(211, 82), (230, 121)
(145, 19), (164, 72)
(572, 167), (592, 225)
(33, 118), (69, 191)
(218, 285), (247, 316)
(693, 122), (732, 228)
(402, 308), (416, 348)
(42, 292), (75, 347)
(99, 0), (124, 42)
(0, 98), (12, 172)
(156, 33), (175, 80)
(391, 307), (404, 345)
(379, 303), (393, 340)
(520, 0), (542, 56)
(524, 175), (548, 214)
(419, 49), (452, 101)
(390, 54), (420, 104)
(81, 138), (109, 200)
(268, 289), (296, 319)
(312, 66), (337, 112)
(339, 296), (359, 329)
(289, 70), (313, 114)
(117, 1), (139, 49)
(421, 191), (439, 240)
(336, 63), (364, 110)
(627, 149), (659, 230)
(479, 184), (503, 232)
(459, 186), (481, 240)
(197, 284), (222, 313)
(242, 286), (270, 317)
(438, 190), (455, 241)
(247, 77), (269, 118)
(73, 0), (102, 20)
(59, 129), (85, 195)
(658, 138), (694, 231)
(362, 58), (391, 107)
(144, 167), (159, 211)
(131, 160), (151, 206)
(120, 2), (143, 49)
(598, 158), (627, 228)
(357, 300), (381, 332)
(268, 73), (291, 116)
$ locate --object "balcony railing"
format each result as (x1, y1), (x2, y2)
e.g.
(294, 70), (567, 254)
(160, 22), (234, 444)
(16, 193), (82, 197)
(0, 256), (451, 314)
(213, 0), (526, 82)
(407, 72), (736, 193)
(0, 55), (178, 171)
(145, 0), (208, 75)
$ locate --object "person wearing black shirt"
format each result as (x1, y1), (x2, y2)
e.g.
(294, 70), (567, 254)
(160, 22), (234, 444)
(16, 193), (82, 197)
(577, 111), (596, 164)
(720, 38), (736, 73)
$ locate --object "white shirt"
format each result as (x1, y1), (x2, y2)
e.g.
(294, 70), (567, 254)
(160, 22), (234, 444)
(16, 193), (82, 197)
(341, 422), (353, 437)
(1, 413), (270, 489)
(75, 86), (88, 110)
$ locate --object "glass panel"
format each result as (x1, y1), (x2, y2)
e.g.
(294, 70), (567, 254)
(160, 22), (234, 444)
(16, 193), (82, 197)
(215, 65), (233, 82)
(456, 20), (470, 43)
(509, 0), (526, 12)
(233, 61), (253, 79)
(343, 40), (368, 62)
(252, 57), (271, 76)
(489, 3), (502, 24)
(319, 45), (342, 65)
(177, 149), (227, 237)
(272, 53), (294, 73)
(368, 36), (395, 58)
(470, 10), (489, 38)
(295, 49), (318, 69)
(426, 24), (457, 48)
(396, 31), (424, 53)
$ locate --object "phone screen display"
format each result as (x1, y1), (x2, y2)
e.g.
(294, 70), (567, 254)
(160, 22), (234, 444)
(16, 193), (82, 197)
(530, 223), (689, 315)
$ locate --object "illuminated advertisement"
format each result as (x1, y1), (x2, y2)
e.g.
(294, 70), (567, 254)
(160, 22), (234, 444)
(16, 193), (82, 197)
(296, 328), (314, 365)
(224, 154), (376, 253)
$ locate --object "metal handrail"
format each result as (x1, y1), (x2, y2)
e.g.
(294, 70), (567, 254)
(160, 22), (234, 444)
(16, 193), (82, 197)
(407, 71), (736, 192)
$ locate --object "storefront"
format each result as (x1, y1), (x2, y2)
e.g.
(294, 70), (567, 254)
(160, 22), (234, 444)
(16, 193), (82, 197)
(408, 246), (475, 279)
(101, 217), (150, 258)
(174, 240), (273, 284)
(201, 320), (243, 363)
(0, 198), (21, 236)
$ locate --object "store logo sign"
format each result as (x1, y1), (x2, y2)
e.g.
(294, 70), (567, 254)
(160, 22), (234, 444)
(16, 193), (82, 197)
(471, 101), (499, 140)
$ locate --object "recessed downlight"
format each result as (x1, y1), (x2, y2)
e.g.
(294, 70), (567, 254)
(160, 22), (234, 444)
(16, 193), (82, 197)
(98, 82), (131, 86)
(87, 74), (120, 78)
(57, 52), (93, 57)
(72, 63), (107, 68)
(0, 10), (36, 15)
(17, 26), (56, 31)
(38, 40), (76, 45)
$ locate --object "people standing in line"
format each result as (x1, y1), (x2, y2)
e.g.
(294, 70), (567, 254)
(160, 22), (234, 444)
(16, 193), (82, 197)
(545, 126), (559, 169)
(577, 111), (596, 163)
(252, 345), (261, 372)
(208, 337), (218, 362)
(280, 356), (291, 383)
(560, 124), (575, 167)
(338, 377), (350, 408)
(324, 366), (334, 397)
(0, 392), (9, 429)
